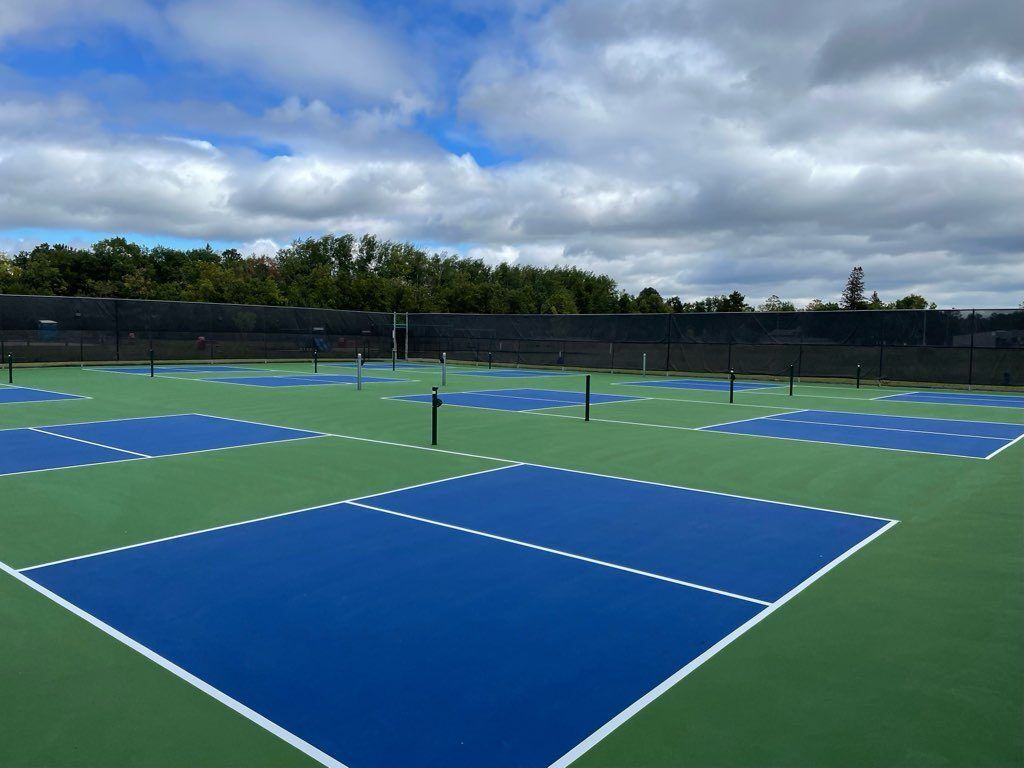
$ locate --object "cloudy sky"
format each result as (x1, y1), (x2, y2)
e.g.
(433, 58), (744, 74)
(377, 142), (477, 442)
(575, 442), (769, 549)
(0, 0), (1021, 307)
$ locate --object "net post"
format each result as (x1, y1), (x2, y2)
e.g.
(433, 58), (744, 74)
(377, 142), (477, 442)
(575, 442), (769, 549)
(488, 352), (493, 370)
(789, 364), (795, 396)
(314, 347), (318, 373)
(856, 364), (861, 389)
(431, 386), (439, 445)
(642, 352), (647, 376)
(7, 353), (12, 384)
(585, 374), (591, 422)
(357, 353), (363, 391)
(149, 349), (155, 377)
(729, 370), (735, 403)
(392, 348), (397, 372)
(441, 352), (447, 386)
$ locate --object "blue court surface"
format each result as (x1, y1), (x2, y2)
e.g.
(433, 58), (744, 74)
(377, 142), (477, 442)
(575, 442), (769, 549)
(452, 369), (575, 378)
(392, 388), (644, 411)
(324, 361), (430, 370)
(0, 414), (322, 476)
(206, 374), (404, 387)
(94, 365), (254, 375)
(875, 391), (1024, 409)
(0, 386), (86, 404)
(22, 464), (893, 768)
(622, 378), (778, 392)
(701, 409), (1024, 459)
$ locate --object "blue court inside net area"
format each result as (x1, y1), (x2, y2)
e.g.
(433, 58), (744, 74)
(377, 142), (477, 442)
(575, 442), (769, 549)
(451, 369), (575, 378)
(701, 409), (1024, 458)
(623, 378), (779, 392)
(206, 374), (404, 387)
(0, 386), (85, 404)
(23, 463), (891, 768)
(0, 414), (321, 476)
(95, 365), (254, 375)
(392, 388), (643, 411)
(875, 391), (1024, 408)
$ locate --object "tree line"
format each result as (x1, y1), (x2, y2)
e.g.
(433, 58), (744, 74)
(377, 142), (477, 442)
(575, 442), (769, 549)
(0, 235), (956, 313)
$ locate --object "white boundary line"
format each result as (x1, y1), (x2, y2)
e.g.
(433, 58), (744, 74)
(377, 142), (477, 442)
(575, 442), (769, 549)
(985, 431), (1024, 460)
(182, 411), (897, 523)
(547, 518), (900, 768)
(765, 414), (1022, 441)
(0, 559), (347, 768)
(200, 375), (413, 389)
(696, 421), (991, 461)
(618, 379), (779, 392)
(0, 385), (91, 403)
(28, 428), (152, 458)
(346, 500), (770, 606)
(21, 464), (521, 571)
(10, 468), (896, 768)
(386, 390), (646, 413)
(873, 391), (1024, 409)
(0, 414), (327, 478)
(449, 371), (577, 378)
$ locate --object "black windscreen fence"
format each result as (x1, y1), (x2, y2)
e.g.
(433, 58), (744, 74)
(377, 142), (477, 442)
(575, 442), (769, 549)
(408, 309), (1024, 387)
(1, 295), (1021, 387)
(0, 295), (393, 365)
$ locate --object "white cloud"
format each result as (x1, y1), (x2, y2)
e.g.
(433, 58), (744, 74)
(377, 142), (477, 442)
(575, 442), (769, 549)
(165, 0), (424, 104)
(0, 0), (1021, 307)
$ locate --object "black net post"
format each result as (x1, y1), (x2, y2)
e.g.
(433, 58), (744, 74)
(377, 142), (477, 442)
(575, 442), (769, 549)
(441, 352), (447, 386)
(585, 374), (591, 421)
(729, 370), (735, 403)
(149, 349), (155, 377)
(856, 364), (862, 389)
(488, 352), (493, 370)
(357, 353), (363, 391)
(314, 348), (318, 373)
(392, 348), (397, 372)
(789, 364), (795, 396)
(642, 352), (647, 376)
(7, 353), (12, 384)
(431, 386), (440, 445)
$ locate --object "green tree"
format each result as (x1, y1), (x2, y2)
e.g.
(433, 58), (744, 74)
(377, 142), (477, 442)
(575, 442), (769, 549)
(635, 287), (668, 313)
(841, 266), (867, 309)
(758, 295), (796, 312)
(890, 294), (934, 310)
(806, 298), (842, 311)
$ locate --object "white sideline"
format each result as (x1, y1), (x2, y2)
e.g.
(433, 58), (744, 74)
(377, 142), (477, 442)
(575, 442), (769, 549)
(546, 518), (900, 768)
(0, 559), (347, 768)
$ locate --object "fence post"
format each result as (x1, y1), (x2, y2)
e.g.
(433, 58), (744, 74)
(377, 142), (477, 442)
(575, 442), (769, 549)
(968, 309), (976, 390)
